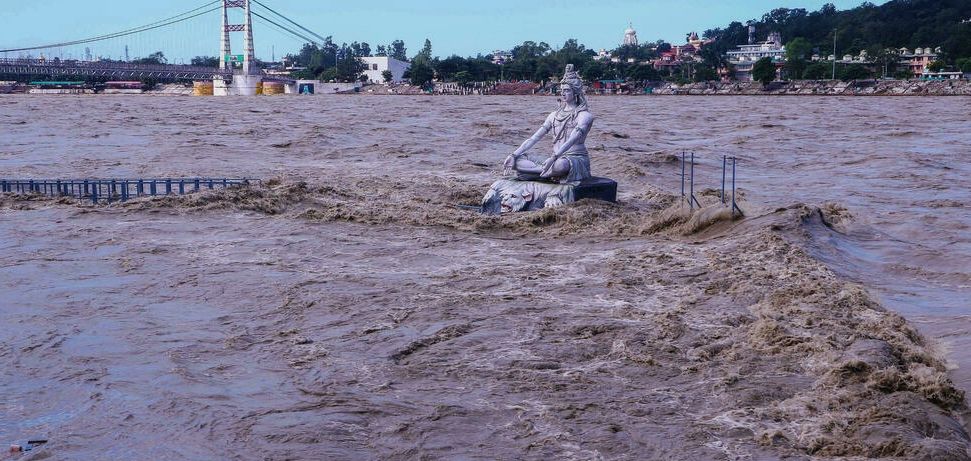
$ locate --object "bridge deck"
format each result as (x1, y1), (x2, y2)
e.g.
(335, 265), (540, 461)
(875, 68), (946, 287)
(0, 58), (234, 81)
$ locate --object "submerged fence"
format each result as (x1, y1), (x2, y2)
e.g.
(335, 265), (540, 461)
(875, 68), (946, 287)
(681, 153), (743, 218)
(0, 178), (259, 204)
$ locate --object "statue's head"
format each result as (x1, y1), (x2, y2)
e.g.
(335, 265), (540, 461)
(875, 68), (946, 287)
(559, 64), (587, 109)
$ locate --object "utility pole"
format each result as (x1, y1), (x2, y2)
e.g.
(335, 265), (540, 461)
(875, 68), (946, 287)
(832, 28), (837, 80)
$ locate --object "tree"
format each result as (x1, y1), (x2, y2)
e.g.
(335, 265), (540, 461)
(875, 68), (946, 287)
(752, 57), (776, 85)
(698, 41), (729, 73)
(318, 67), (337, 82)
(455, 70), (472, 86)
(382, 69), (393, 83)
(465, 58), (500, 81)
(533, 55), (557, 82)
(512, 41), (550, 60)
(375, 45), (388, 57)
(693, 65), (719, 82)
(335, 56), (366, 82)
(349, 41), (371, 58)
(389, 40), (407, 61)
(581, 60), (606, 81)
(926, 60), (946, 73)
(417, 39), (433, 61)
(435, 55), (465, 81)
(784, 37), (812, 79)
(134, 51), (167, 65)
(407, 57), (435, 88)
(841, 63), (872, 81)
(957, 57), (971, 73)
(892, 69), (914, 80)
(627, 63), (660, 82)
(873, 48), (901, 78)
(803, 61), (832, 79)
(191, 56), (220, 67)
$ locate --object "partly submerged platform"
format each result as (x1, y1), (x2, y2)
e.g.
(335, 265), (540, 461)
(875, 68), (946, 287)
(480, 176), (617, 215)
(574, 176), (617, 203)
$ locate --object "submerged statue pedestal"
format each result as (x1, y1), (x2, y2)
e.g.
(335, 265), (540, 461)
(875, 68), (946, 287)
(480, 176), (617, 215)
(480, 63), (617, 215)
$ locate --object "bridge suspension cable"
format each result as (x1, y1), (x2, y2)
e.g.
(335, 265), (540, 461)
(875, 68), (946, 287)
(251, 11), (320, 46)
(0, 1), (222, 54)
(251, 0), (330, 46)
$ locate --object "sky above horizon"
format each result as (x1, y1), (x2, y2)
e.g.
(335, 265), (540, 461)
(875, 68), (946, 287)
(1, 0), (889, 64)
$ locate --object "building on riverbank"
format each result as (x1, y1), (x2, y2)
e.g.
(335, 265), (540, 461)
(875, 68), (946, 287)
(361, 56), (410, 84)
(726, 31), (786, 82)
(899, 47), (940, 77)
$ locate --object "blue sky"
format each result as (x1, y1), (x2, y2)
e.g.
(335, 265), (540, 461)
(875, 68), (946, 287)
(1, 0), (888, 63)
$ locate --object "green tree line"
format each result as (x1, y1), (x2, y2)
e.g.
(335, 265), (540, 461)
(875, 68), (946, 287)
(709, 0), (971, 81)
(182, 0), (971, 85)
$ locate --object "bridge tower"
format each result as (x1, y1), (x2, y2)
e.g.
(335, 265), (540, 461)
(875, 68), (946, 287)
(217, 0), (260, 95)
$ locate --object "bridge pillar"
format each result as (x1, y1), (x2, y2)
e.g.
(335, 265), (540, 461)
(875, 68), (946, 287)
(233, 73), (262, 96)
(219, 0), (262, 95)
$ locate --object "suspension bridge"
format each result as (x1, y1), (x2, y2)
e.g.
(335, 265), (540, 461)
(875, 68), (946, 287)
(0, 0), (330, 93)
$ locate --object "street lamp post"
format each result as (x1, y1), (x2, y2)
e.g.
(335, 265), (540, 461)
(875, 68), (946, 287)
(832, 28), (837, 80)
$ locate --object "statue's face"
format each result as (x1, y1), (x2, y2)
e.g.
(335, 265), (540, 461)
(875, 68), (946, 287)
(560, 85), (575, 103)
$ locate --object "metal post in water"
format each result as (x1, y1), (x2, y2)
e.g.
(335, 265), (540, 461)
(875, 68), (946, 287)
(137, 180), (144, 196)
(179, 180), (185, 195)
(731, 156), (743, 218)
(91, 181), (99, 204)
(721, 155), (727, 204)
(690, 153), (695, 211)
(121, 181), (129, 201)
(680, 151), (686, 201)
(150, 181), (157, 196)
(165, 179), (172, 195)
(194, 179), (199, 191)
(688, 153), (701, 211)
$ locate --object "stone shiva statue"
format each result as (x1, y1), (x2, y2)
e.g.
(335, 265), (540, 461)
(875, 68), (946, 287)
(482, 64), (615, 215)
(501, 64), (593, 185)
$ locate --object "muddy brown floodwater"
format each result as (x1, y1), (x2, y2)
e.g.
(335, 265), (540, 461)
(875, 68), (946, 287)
(1, 94), (970, 460)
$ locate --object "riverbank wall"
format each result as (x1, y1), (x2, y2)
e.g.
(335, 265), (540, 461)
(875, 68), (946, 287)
(643, 79), (971, 96)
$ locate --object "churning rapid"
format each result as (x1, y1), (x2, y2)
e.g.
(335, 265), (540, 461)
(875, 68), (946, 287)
(1, 94), (970, 460)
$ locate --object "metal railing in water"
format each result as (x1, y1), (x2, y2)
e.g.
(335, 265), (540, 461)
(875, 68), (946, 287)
(0, 178), (260, 205)
(680, 153), (744, 218)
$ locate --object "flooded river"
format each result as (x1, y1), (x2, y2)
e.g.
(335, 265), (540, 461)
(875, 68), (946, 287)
(1, 94), (970, 460)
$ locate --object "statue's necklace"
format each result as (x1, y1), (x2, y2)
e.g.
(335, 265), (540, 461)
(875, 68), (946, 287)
(554, 106), (577, 122)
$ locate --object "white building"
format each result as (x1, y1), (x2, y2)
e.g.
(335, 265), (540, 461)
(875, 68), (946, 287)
(361, 56), (411, 84)
(623, 23), (638, 47)
(492, 50), (512, 66)
(726, 31), (786, 81)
